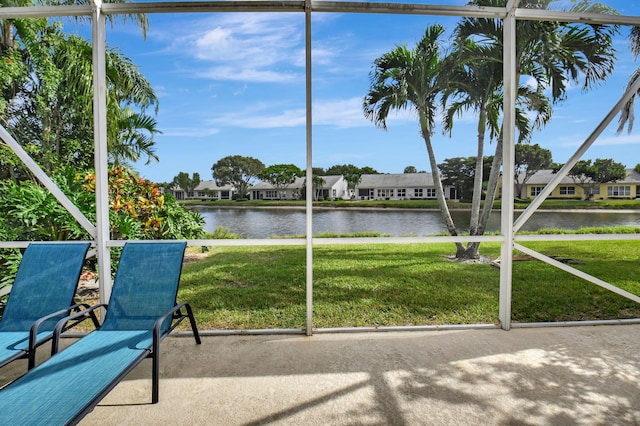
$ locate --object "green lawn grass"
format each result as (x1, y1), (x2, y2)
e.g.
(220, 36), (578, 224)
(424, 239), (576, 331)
(178, 240), (640, 330)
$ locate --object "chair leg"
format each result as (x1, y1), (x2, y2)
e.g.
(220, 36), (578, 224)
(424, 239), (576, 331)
(151, 345), (160, 404)
(185, 303), (201, 345)
(27, 351), (36, 370)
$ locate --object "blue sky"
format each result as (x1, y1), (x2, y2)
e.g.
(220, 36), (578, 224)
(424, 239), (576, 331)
(75, 0), (640, 183)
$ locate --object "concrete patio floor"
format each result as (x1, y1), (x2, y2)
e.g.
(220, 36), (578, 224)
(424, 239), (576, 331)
(3, 324), (640, 425)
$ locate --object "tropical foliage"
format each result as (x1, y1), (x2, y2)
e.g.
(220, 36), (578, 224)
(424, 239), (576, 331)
(0, 167), (205, 242)
(0, 166), (205, 289)
(0, 18), (159, 179)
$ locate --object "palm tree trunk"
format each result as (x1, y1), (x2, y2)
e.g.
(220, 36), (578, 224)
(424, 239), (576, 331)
(478, 131), (503, 237)
(419, 114), (464, 254)
(469, 107), (487, 237)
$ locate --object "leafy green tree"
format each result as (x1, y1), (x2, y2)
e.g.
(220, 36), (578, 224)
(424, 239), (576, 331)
(172, 172), (201, 194)
(259, 164), (303, 199)
(359, 166), (379, 175)
(635, 163), (640, 174)
(211, 155), (265, 199)
(514, 144), (553, 198)
(404, 166), (417, 174)
(561, 159), (627, 199)
(325, 164), (368, 190)
(438, 157), (492, 202)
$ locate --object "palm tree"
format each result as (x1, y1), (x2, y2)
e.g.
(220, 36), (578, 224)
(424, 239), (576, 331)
(364, 24), (462, 249)
(364, 1), (617, 261)
(108, 107), (160, 167)
(442, 40), (503, 240)
(617, 26), (640, 134)
(451, 0), (617, 258)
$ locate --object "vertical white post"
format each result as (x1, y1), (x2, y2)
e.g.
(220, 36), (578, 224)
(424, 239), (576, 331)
(304, 0), (313, 336)
(499, 1), (518, 330)
(92, 0), (112, 305)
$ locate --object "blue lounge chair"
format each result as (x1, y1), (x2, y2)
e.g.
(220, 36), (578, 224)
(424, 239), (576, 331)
(0, 242), (92, 371)
(0, 241), (200, 425)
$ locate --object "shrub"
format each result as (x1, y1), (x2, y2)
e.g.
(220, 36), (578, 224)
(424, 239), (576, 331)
(0, 166), (206, 286)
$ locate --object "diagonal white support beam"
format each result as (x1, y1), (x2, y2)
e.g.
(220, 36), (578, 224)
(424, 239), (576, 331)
(0, 125), (97, 236)
(514, 73), (640, 233)
(514, 243), (640, 304)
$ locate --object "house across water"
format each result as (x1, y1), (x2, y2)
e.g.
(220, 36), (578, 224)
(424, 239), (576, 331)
(169, 169), (640, 202)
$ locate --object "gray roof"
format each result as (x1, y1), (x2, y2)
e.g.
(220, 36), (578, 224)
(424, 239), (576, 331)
(358, 173), (434, 188)
(523, 170), (582, 185)
(193, 180), (235, 191)
(622, 168), (640, 184)
(523, 168), (640, 185)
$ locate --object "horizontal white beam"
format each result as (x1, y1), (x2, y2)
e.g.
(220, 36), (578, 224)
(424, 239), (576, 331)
(102, 235), (505, 248)
(2, 2), (639, 27)
(516, 233), (640, 242)
(0, 4), (91, 18)
(310, 2), (505, 17)
(515, 8), (640, 26)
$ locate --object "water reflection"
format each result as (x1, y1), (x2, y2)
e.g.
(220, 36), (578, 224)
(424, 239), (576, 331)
(191, 207), (640, 239)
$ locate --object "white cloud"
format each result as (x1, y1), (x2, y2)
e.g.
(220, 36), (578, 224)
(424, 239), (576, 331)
(206, 97), (419, 130)
(159, 128), (220, 138)
(596, 133), (640, 146)
(166, 13), (305, 83)
(558, 132), (640, 147)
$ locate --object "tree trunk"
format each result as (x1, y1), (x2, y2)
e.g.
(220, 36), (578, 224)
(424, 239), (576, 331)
(478, 131), (504, 237)
(469, 107), (487, 237)
(419, 113), (465, 254)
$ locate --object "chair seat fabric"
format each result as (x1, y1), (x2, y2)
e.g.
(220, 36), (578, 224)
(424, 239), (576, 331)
(0, 330), (55, 360)
(0, 330), (152, 425)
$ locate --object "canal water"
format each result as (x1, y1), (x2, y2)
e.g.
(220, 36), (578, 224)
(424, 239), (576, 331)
(190, 207), (640, 239)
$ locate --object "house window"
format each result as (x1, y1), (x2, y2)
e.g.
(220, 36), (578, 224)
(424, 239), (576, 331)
(414, 188), (423, 197)
(265, 190), (278, 198)
(559, 186), (575, 195)
(332, 189), (336, 197)
(220, 191), (230, 200)
(398, 189), (406, 198)
(426, 188), (436, 198)
(608, 186), (630, 197)
(589, 186), (600, 195)
(377, 189), (393, 198)
(531, 186), (544, 196)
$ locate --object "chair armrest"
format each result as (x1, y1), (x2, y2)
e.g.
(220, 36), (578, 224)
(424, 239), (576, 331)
(51, 303), (107, 355)
(152, 302), (201, 346)
(28, 305), (83, 352)
(152, 302), (189, 343)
